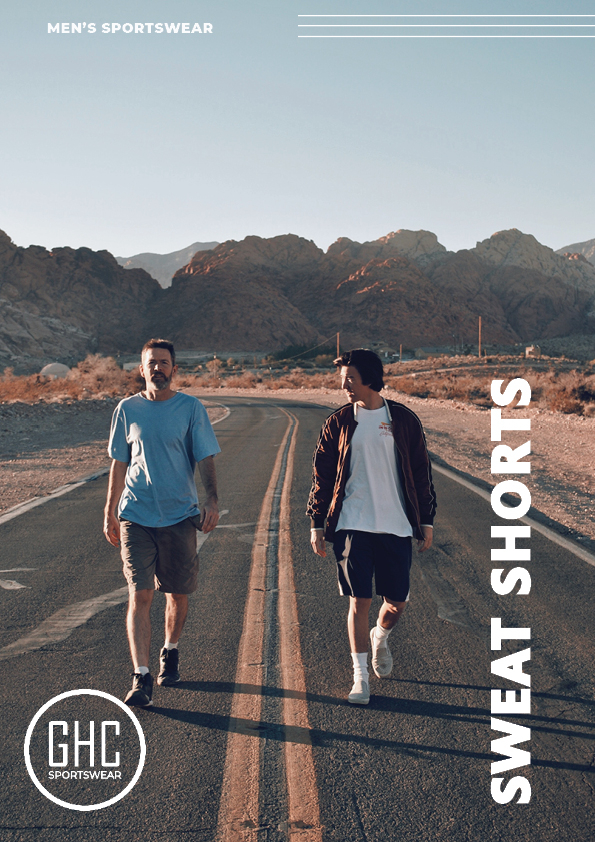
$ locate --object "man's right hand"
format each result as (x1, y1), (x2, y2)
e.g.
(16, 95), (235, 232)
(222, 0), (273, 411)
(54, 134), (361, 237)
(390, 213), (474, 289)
(104, 460), (127, 548)
(310, 529), (326, 557)
(103, 511), (121, 547)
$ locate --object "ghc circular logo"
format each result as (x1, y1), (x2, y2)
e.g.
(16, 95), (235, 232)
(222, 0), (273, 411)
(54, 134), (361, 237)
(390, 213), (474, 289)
(24, 689), (146, 811)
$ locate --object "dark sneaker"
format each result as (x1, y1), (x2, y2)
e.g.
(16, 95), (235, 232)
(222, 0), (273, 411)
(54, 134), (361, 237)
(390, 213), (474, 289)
(125, 672), (153, 707)
(158, 647), (180, 686)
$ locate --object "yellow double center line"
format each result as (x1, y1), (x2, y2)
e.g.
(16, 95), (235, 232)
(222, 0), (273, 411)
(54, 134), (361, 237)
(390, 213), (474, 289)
(216, 407), (322, 841)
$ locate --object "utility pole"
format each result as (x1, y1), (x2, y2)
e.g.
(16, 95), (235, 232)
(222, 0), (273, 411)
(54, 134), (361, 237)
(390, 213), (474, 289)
(336, 332), (340, 358)
(478, 316), (482, 358)
(399, 344), (402, 363)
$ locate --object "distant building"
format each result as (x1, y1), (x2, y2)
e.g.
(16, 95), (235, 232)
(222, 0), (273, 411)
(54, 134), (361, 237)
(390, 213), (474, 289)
(525, 345), (541, 359)
(40, 363), (70, 379)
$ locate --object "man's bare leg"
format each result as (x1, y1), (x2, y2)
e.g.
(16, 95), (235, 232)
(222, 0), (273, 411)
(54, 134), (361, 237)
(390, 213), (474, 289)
(158, 593), (188, 686)
(127, 588), (153, 669)
(347, 596), (372, 703)
(378, 597), (407, 629)
(348, 596), (372, 652)
(370, 597), (406, 680)
(164, 593), (189, 643)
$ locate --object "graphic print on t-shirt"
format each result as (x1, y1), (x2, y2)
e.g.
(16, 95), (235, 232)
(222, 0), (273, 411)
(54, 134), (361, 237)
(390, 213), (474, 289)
(335, 404), (413, 537)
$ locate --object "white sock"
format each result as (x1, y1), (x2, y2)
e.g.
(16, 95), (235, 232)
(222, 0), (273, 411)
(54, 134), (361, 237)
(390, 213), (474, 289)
(351, 652), (369, 683)
(164, 641), (178, 650)
(374, 621), (392, 645)
(136, 666), (149, 675)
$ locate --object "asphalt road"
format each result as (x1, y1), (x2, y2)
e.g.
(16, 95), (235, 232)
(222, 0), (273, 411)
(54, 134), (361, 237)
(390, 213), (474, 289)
(1, 396), (594, 841)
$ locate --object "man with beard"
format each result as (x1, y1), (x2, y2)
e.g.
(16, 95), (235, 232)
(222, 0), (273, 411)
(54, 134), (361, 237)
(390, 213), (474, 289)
(103, 338), (220, 707)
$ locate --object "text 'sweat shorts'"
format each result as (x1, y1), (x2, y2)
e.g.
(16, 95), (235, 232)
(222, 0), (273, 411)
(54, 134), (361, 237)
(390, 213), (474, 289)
(119, 517), (200, 594)
(332, 530), (412, 602)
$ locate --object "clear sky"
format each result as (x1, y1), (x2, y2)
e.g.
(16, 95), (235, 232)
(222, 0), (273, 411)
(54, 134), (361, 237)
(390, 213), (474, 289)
(1, 1), (594, 256)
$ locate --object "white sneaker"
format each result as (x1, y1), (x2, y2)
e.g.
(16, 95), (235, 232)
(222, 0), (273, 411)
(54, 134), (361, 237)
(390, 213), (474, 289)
(370, 627), (393, 678)
(348, 679), (370, 705)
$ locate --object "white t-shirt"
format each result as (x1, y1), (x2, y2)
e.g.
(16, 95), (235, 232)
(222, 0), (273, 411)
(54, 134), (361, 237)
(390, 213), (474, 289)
(336, 402), (413, 537)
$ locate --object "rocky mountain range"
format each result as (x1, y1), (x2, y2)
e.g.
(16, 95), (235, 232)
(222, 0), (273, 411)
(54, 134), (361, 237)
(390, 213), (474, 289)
(165, 227), (595, 351)
(556, 237), (595, 267)
(115, 241), (219, 287)
(0, 230), (161, 368)
(1, 226), (594, 370)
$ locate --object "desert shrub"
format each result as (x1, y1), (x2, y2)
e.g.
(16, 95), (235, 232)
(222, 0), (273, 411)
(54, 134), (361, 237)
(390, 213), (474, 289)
(386, 376), (431, 399)
(576, 376), (595, 403)
(4, 353), (594, 416)
(189, 373), (222, 388)
(388, 371), (488, 405)
(226, 371), (257, 388)
(548, 391), (583, 414)
(384, 362), (595, 415)
(0, 372), (67, 402)
(68, 354), (136, 396)
(176, 375), (199, 388)
(206, 358), (222, 374)
(534, 369), (588, 414)
(0, 355), (140, 403)
(264, 370), (339, 390)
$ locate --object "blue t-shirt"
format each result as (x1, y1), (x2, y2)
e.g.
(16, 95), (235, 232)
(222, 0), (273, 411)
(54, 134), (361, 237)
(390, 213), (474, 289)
(108, 392), (221, 528)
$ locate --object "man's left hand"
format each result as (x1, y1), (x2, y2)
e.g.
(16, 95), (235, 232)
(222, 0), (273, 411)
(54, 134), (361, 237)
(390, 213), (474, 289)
(417, 525), (433, 552)
(200, 498), (219, 533)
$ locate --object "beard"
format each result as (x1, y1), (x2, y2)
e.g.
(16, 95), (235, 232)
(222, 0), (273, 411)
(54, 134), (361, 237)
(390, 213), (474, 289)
(150, 373), (171, 390)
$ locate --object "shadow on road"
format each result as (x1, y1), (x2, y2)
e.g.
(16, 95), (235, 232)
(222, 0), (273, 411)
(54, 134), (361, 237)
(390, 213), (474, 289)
(146, 680), (595, 773)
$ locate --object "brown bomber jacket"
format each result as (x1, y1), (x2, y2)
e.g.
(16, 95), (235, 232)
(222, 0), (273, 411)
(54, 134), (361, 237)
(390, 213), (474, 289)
(306, 399), (436, 540)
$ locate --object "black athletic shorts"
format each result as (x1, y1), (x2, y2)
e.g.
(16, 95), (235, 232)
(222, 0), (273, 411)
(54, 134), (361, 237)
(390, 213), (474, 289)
(332, 530), (412, 602)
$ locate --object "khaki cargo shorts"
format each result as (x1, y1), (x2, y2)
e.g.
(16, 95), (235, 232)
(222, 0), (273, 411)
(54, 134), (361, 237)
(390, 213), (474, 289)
(119, 517), (201, 594)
